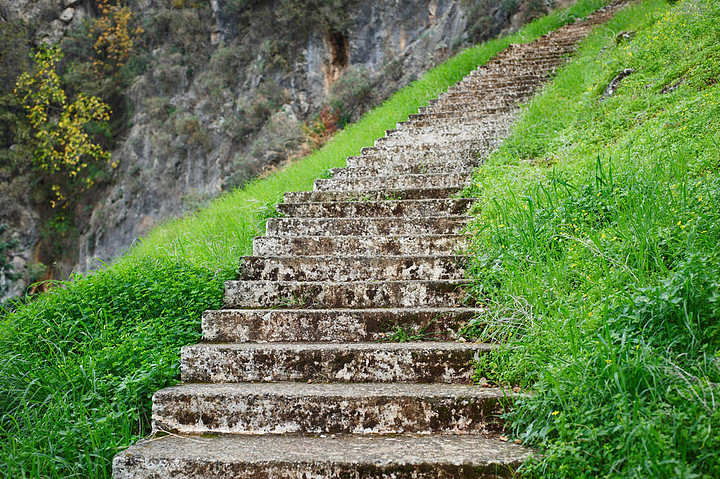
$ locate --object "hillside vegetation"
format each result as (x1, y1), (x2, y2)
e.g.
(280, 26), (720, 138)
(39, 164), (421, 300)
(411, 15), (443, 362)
(0, 1), (612, 476)
(464, 0), (720, 476)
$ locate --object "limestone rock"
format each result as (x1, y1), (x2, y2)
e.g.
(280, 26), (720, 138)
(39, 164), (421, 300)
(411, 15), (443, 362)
(59, 7), (74, 23)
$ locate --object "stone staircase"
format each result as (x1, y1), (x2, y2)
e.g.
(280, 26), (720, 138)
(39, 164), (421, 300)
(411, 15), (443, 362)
(114, 4), (624, 477)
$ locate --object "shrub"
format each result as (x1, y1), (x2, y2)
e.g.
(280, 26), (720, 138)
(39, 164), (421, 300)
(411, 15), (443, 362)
(14, 44), (112, 210)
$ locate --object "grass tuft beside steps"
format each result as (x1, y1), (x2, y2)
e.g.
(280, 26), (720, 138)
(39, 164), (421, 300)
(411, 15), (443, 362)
(463, 0), (720, 476)
(0, 1), (613, 476)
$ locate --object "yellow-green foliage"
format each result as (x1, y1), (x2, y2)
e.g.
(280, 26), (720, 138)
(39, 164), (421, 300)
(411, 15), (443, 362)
(15, 45), (112, 208)
(92, 0), (144, 77)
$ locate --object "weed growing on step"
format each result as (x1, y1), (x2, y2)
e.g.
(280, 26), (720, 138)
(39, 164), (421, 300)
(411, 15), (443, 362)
(381, 318), (442, 342)
(464, 0), (720, 476)
(0, 0), (619, 475)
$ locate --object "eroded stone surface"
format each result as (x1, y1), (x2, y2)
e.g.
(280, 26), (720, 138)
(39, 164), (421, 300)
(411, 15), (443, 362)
(201, 307), (482, 342)
(181, 341), (492, 383)
(152, 382), (513, 435)
(114, 434), (534, 479)
(277, 198), (476, 218)
(240, 255), (466, 282)
(223, 279), (473, 309)
(252, 235), (467, 257)
(284, 187), (464, 203)
(265, 216), (470, 237)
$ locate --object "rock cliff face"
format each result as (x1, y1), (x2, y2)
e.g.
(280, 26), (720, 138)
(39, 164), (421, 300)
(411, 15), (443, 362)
(0, 0), (549, 301)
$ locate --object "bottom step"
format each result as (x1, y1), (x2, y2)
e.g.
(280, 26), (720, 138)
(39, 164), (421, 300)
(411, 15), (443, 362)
(113, 433), (534, 478)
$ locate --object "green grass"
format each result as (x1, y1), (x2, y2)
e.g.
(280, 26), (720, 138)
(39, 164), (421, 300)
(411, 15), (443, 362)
(0, 1), (615, 476)
(463, 0), (720, 476)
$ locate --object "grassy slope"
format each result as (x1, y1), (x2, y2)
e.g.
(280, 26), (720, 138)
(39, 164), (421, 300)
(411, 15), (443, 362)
(0, 1), (613, 476)
(464, 0), (720, 476)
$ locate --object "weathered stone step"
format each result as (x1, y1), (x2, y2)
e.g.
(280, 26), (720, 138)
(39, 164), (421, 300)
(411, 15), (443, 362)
(393, 115), (513, 132)
(407, 112), (514, 129)
(361, 138), (490, 155)
(240, 255), (465, 282)
(482, 53), (567, 66)
(374, 128), (497, 143)
(314, 173), (470, 192)
(223, 279), (474, 309)
(345, 151), (481, 169)
(408, 106), (506, 122)
(330, 162), (476, 179)
(465, 69), (553, 82)
(418, 100), (519, 115)
(444, 77), (541, 94)
(447, 72), (550, 94)
(181, 341), (491, 383)
(387, 116), (513, 136)
(373, 131), (494, 148)
(430, 88), (534, 107)
(151, 382), (511, 435)
(265, 216), (470, 237)
(202, 307), (479, 342)
(253, 234), (466, 257)
(283, 186), (463, 203)
(354, 144), (494, 163)
(493, 40), (577, 54)
(277, 198), (475, 218)
(481, 50), (570, 65)
(114, 433), (533, 479)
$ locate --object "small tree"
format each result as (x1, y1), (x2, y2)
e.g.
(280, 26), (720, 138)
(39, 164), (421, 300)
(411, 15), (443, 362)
(15, 44), (112, 209)
(92, 0), (144, 77)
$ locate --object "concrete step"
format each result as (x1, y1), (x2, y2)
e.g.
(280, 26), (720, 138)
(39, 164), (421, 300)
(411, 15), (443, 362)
(406, 112), (514, 129)
(479, 52), (569, 67)
(444, 77), (541, 94)
(151, 382), (512, 435)
(114, 433), (533, 479)
(387, 117), (513, 136)
(353, 145), (493, 164)
(265, 216), (470, 237)
(407, 106), (506, 122)
(283, 186), (463, 203)
(345, 152), (481, 169)
(417, 102), (514, 116)
(240, 255), (465, 282)
(417, 98), (518, 114)
(223, 279), (474, 309)
(329, 163), (476, 179)
(181, 341), (491, 383)
(465, 69), (553, 82)
(252, 234), (467, 257)
(449, 77), (545, 93)
(374, 129), (497, 146)
(429, 88), (534, 107)
(276, 198), (475, 218)
(202, 307), (480, 342)
(393, 115), (514, 132)
(361, 138), (490, 156)
(314, 174), (471, 193)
